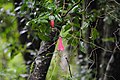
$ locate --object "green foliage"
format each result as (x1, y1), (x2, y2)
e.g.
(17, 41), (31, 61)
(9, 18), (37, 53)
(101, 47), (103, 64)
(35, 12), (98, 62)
(28, 12), (51, 41)
(91, 28), (99, 41)
(0, 0), (120, 80)
(0, 1), (26, 80)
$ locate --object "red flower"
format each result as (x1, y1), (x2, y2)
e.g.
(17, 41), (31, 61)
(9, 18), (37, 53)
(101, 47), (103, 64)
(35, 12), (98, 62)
(57, 37), (64, 51)
(49, 15), (55, 28)
(50, 20), (54, 28)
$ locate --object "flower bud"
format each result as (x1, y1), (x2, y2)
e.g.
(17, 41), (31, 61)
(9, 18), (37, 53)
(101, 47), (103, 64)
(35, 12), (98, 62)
(49, 15), (55, 28)
(50, 20), (54, 28)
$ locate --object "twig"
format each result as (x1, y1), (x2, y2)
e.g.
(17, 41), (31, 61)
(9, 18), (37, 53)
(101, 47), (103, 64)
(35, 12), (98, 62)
(88, 48), (99, 60)
(104, 74), (116, 80)
(69, 34), (113, 53)
(107, 12), (120, 22)
(62, 0), (81, 18)
(113, 28), (120, 50)
(113, 0), (120, 6)
(85, 0), (94, 11)
(88, 48), (98, 70)
(62, 0), (65, 16)
(65, 57), (72, 78)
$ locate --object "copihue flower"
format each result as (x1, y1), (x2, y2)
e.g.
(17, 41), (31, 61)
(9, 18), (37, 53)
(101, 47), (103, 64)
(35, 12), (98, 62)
(50, 20), (54, 28)
(57, 36), (64, 51)
(49, 15), (55, 28)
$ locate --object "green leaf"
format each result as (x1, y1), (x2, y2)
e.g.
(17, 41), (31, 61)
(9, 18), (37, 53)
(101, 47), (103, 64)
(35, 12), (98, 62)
(80, 41), (86, 53)
(65, 34), (72, 39)
(91, 28), (99, 40)
(64, 23), (71, 32)
(38, 33), (50, 41)
(67, 37), (79, 46)
(75, 31), (80, 37)
(72, 38), (79, 46)
(38, 19), (48, 23)
(55, 14), (62, 22)
(68, 38), (73, 45)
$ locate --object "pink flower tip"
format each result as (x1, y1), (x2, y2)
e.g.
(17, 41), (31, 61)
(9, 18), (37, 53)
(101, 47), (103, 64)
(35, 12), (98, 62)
(57, 37), (64, 51)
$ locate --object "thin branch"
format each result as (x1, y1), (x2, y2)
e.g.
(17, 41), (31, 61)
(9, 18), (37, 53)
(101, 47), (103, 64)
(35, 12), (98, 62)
(112, 0), (120, 6)
(38, 41), (57, 55)
(113, 28), (120, 50)
(104, 74), (116, 80)
(82, 38), (113, 53)
(68, 34), (113, 53)
(88, 48), (98, 70)
(62, 0), (65, 16)
(107, 12), (120, 22)
(103, 61), (116, 80)
(62, 0), (81, 18)
(85, 0), (94, 11)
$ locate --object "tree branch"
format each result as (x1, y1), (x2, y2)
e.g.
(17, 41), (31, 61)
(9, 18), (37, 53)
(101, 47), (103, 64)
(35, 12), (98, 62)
(61, 0), (81, 18)
(28, 29), (59, 80)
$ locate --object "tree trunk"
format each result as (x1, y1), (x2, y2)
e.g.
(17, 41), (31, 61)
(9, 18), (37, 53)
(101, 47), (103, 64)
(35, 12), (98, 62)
(103, 50), (120, 80)
(99, 1), (120, 79)
(103, 26), (120, 80)
(28, 29), (59, 80)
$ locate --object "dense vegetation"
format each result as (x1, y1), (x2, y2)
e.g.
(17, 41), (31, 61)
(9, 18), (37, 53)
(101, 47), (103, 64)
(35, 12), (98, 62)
(0, 0), (120, 80)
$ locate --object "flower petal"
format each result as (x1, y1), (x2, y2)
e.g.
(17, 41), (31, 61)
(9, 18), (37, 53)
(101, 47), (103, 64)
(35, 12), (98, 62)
(57, 37), (64, 51)
(50, 20), (54, 28)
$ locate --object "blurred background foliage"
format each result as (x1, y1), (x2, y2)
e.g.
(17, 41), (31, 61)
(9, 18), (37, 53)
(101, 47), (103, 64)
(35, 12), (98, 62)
(0, 0), (26, 80)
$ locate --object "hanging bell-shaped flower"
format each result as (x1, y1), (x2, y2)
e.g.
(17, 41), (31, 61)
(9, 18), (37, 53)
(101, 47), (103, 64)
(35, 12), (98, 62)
(50, 20), (54, 28)
(49, 15), (55, 28)
(57, 36), (64, 51)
